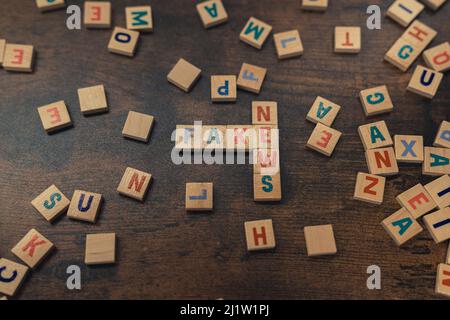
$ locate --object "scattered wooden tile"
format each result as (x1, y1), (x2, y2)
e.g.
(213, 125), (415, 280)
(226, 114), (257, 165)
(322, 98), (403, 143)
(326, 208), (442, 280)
(394, 135), (424, 163)
(253, 148), (280, 175)
(85, 233), (116, 265)
(196, 0), (228, 28)
(365, 147), (399, 176)
(273, 29), (304, 59)
(125, 5), (153, 32)
(202, 125), (226, 149)
(37, 100), (72, 133)
(239, 17), (272, 50)
(386, 0), (424, 27)
(447, 243), (450, 264)
(211, 75), (237, 102)
(31, 184), (70, 222)
(0, 39), (5, 66)
(304, 224), (337, 256)
(254, 125), (279, 150)
(253, 173), (282, 202)
(423, 207), (450, 243)
(359, 85), (394, 117)
(301, 0), (328, 11)
(11, 229), (54, 269)
(306, 123), (342, 157)
(117, 167), (152, 201)
(434, 121), (450, 148)
(358, 121), (393, 150)
(77, 84), (108, 115)
(244, 219), (276, 251)
(396, 183), (436, 218)
(36, 0), (66, 12)
(2, 44), (34, 72)
(108, 27), (140, 57)
(122, 111), (154, 142)
(175, 125), (202, 151)
(381, 208), (423, 246)
(67, 190), (102, 223)
(252, 101), (277, 125)
(84, 1), (111, 28)
(306, 96), (341, 127)
(425, 175), (450, 209)
(422, 0), (447, 10)
(353, 172), (386, 205)
(0, 258), (28, 297)
(423, 147), (450, 176)
(334, 27), (361, 53)
(167, 58), (202, 92)
(237, 63), (267, 94)
(423, 42), (450, 72)
(226, 125), (256, 151)
(185, 182), (213, 211)
(407, 65), (443, 98)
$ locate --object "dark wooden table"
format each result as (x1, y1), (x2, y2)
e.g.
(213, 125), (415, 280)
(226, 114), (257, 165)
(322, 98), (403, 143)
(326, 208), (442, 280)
(0, 0), (449, 300)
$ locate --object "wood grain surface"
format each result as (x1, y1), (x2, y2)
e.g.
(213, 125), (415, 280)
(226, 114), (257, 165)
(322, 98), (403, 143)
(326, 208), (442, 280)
(0, 0), (449, 299)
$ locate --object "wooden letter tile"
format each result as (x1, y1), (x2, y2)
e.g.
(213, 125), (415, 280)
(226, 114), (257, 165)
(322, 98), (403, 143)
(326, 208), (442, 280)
(85, 233), (116, 265)
(211, 75), (237, 102)
(167, 58), (202, 92)
(0, 258), (28, 297)
(365, 147), (399, 176)
(334, 27), (361, 53)
(396, 183), (436, 218)
(254, 125), (279, 150)
(237, 63), (267, 94)
(117, 167), (152, 201)
(125, 6), (153, 32)
(358, 120), (393, 150)
(434, 121), (450, 148)
(36, 0), (65, 12)
(436, 263), (450, 298)
(11, 229), (54, 268)
(273, 29), (304, 59)
(387, 0), (424, 27)
(394, 135), (424, 163)
(407, 65), (443, 98)
(302, 0), (328, 11)
(253, 148), (280, 175)
(0, 39), (5, 66)
(226, 125), (256, 151)
(122, 111), (154, 142)
(423, 207), (450, 243)
(37, 100), (72, 133)
(423, 42), (450, 72)
(108, 27), (140, 57)
(424, 175), (450, 209)
(77, 84), (108, 115)
(185, 182), (213, 211)
(3, 44), (34, 72)
(423, 147), (450, 176)
(252, 101), (277, 125)
(306, 96), (341, 127)
(304, 224), (337, 256)
(84, 1), (111, 28)
(381, 208), (423, 246)
(67, 190), (102, 223)
(203, 125), (226, 150)
(306, 123), (342, 157)
(359, 85), (394, 117)
(353, 172), (386, 205)
(244, 219), (276, 251)
(196, 0), (228, 29)
(239, 17), (272, 50)
(253, 173), (282, 202)
(31, 184), (70, 222)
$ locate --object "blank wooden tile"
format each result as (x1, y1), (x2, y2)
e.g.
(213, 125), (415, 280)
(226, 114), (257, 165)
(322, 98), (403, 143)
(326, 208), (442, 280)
(84, 1), (111, 28)
(358, 121), (393, 150)
(122, 111), (154, 142)
(226, 125), (256, 151)
(423, 147), (450, 176)
(31, 184), (70, 222)
(239, 17), (272, 50)
(108, 27), (140, 57)
(196, 0), (228, 28)
(36, 0), (65, 12)
(11, 229), (54, 269)
(125, 6), (153, 32)
(2, 44), (34, 72)
(423, 42), (450, 72)
(253, 148), (280, 175)
(365, 147), (399, 176)
(254, 125), (279, 150)
(302, 0), (328, 11)
(253, 173), (282, 202)
(407, 65), (443, 98)
(424, 207), (450, 243)
(167, 58), (201, 92)
(77, 84), (108, 115)
(306, 96), (341, 127)
(394, 135), (424, 163)
(237, 63), (267, 94)
(37, 100), (72, 133)
(425, 175), (450, 209)
(353, 172), (386, 205)
(117, 167), (152, 201)
(359, 85), (394, 117)
(211, 75), (237, 102)
(387, 0), (424, 27)
(0, 258), (28, 297)
(381, 208), (423, 246)
(306, 123), (342, 157)
(422, 0), (447, 10)
(244, 219), (276, 251)
(273, 29), (303, 59)
(396, 183), (436, 218)
(0, 39), (5, 66)
(85, 233), (116, 265)
(334, 27), (361, 53)
(67, 190), (102, 223)
(434, 121), (450, 148)
(252, 101), (277, 125)
(185, 182), (213, 211)
(304, 224), (337, 256)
